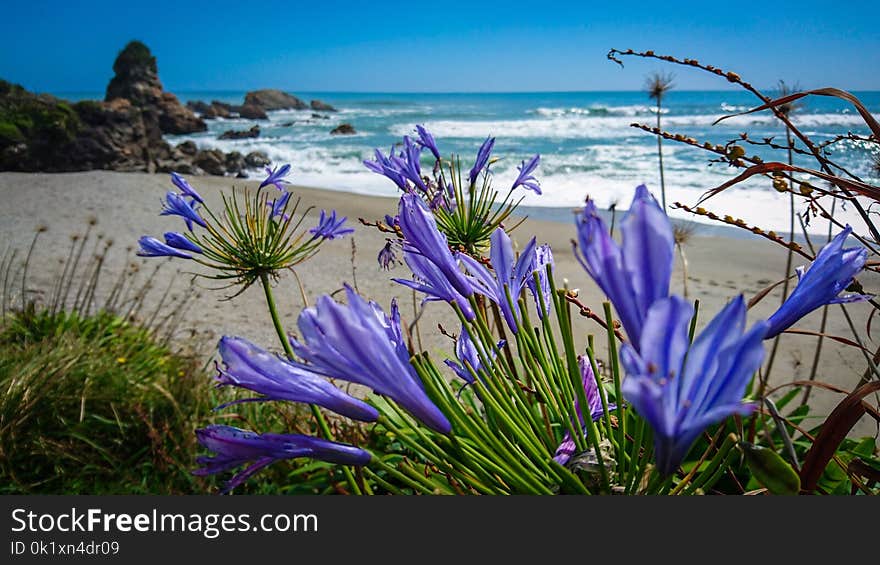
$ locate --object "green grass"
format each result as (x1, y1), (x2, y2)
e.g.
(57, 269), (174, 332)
(0, 305), (383, 494)
(0, 307), (215, 493)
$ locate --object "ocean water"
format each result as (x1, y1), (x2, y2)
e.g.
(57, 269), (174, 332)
(62, 90), (880, 234)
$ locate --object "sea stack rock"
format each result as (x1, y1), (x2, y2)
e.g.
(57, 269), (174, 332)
(105, 41), (206, 135)
(244, 89), (307, 111)
(330, 123), (356, 135)
(218, 125), (260, 140)
(310, 99), (337, 112)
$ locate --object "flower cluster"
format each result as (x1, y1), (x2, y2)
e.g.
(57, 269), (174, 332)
(574, 184), (869, 474)
(136, 165), (352, 291)
(364, 125), (541, 257)
(195, 285), (452, 490)
(186, 126), (871, 495)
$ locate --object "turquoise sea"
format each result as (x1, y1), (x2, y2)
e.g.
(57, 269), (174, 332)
(59, 90), (880, 233)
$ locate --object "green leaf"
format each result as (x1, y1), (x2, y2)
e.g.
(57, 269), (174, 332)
(740, 442), (801, 495)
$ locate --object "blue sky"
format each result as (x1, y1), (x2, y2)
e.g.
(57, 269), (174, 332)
(2, 0), (878, 93)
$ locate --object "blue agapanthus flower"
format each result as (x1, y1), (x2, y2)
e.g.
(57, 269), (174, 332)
(574, 184), (673, 347)
(469, 136), (495, 185)
(444, 326), (503, 384)
(458, 227), (537, 334)
(511, 154), (542, 194)
(267, 191), (291, 220)
(378, 240), (398, 270)
(194, 425), (370, 493)
(415, 124), (440, 161)
(160, 191), (207, 231)
(764, 226), (870, 339)
(171, 172), (204, 204)
(213, 336), (379, 422)
(527, 244), (554, 318)
(395, 194), (476, 307)
(620, 295), (767, 476)
(364, 148), (409, 191)
(309, 210), (354, 240)
(260, 164), (292, 191)
(163, 232), (203, 254)
(553, 356), (615, 465)
(136, 236), (195, 259)
(291, 285), (452, 434)
(391, 136), (427, 192)
(395, 250), (476, 319)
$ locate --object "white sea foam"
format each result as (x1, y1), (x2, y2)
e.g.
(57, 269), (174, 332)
(391, 112), (871, 140)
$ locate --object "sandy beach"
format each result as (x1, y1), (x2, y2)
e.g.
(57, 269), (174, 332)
(1, 170), (877, 435)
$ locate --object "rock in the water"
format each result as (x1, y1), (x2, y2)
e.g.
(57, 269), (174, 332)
(330, 123), (356, 135)
(193, 149), (227, 176)
(311, 113), (330, 120)
(225, 151), (246, 173)
(234, 104), (268, 120)
(244, 89), (307, 111)
(208, 101), (232, 118)
(310, 99), (337, 112)
(280, 121), (295, 127)
(244, 151), (271, 168)
(176, 140), (198, 156)
(236, 171), (249, 179)
(219, 125), (261, 140)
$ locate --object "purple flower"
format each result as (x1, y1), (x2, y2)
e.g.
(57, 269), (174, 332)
(384, 214), (399, 228)
(458, 227), (537, 334)
(553, 356), (615, 465)
(160, 191), (207, 231)
(574, 184), (673, 347)
(765, 226), (870, 339)
(267, 191), (291, 220)
(364, 148), (408, 191)
(194, 425), (370, 493)
(512, 154), (541, 194)
(260, 164), (291, 191)
(444, 326), (502, 384)
(291, 285), (452, 434)
(527, 244), (554, 317)
(620, 295), (767, 476)
(391, 136), (427, 192)
(213, 336), (379, 422)
(378, 241), (398, 270)
(397, 194), (475, 301)
(136, 236), (194, 259)
(394, 250), (476, 319)
(469, 136), (495, 185)
(309, 209), (354, 240)
(163, 232), (203, 254)
(171, 172), (204, 204)
(415, 125), (440, 161)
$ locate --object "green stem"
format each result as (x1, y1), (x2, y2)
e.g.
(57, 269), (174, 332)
(259, 273), (363, 495)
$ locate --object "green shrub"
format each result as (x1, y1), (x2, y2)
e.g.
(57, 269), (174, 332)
(0, 308), (213, 494)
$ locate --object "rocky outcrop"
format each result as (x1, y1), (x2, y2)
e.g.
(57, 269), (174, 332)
(310, 99), (337, 112)
(193, 149), (227, 176)
(105, 41), (206, 135)
(0, 41), (273, 175)
(235, 104), (268, 120)
(186, 100), (233, 119)
(218, 125), (260, 140)
(244, 89), (307, 111)
(330, 123), (356, 135)
(245, 151), (271, 168)
(0, 80), (159, 172)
